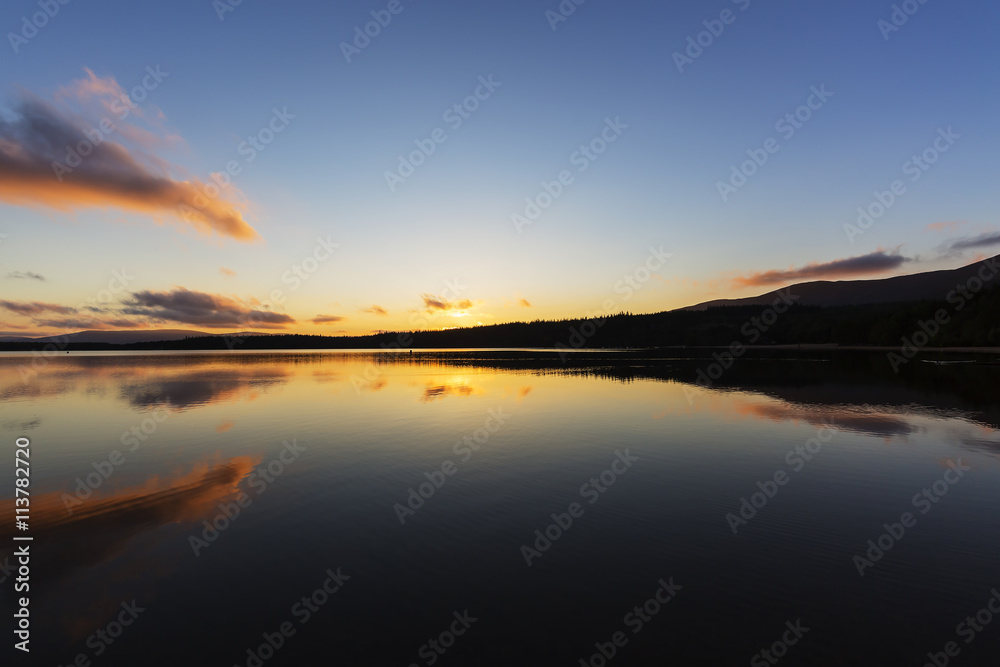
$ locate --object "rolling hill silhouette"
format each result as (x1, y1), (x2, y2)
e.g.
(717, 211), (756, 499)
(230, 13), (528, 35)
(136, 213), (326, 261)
(684, 253), (1000, 310)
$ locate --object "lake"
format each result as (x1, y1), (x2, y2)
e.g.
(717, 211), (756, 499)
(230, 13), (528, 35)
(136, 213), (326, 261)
(2, 350), (999, 666)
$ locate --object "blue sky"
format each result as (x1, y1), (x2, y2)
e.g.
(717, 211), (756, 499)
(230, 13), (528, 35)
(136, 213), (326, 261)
(0, 0), (997, 335)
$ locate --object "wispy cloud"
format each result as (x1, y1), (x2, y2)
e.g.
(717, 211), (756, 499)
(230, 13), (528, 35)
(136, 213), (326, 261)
(310, 314), (345, 324)
(361, 305), (387, 316)
(518, 298), (532, 307)
(220, 267), (237, 277)
(926, 221), (965, 232)
(0, 70), (258, 241)
(943, 231), (1000, 252)
(0, 321), (28, 330)
(731, 250), (911, 289)
(0, 300), (77, 316)
(123, 288), (293, 329)
(5, 271), (45, 281)
(33, 317), (142, 330)
(422, 294), (473, 312)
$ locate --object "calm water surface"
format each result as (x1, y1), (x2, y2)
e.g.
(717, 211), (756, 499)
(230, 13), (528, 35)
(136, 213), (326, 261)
(1, 350), (999, 666)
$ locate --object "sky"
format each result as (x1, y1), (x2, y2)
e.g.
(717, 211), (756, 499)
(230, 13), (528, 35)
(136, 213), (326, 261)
(0, 0), (998, 337)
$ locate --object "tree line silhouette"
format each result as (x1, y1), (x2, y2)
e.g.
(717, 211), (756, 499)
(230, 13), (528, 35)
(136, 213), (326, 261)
(2, 286), (997, 351)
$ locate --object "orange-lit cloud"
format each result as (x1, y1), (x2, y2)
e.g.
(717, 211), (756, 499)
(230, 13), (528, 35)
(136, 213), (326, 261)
(311, 314), (345, 324)
(361, 305), (388, 316)
(122, 287), (294, 329)
(0, 71), (258, 241)
(731, 250), (910, 289)
(220, 267), (237, 277)
(518, 298), (532, 307)
(926, 221), (965, 232)
(422, 294), (474, 312)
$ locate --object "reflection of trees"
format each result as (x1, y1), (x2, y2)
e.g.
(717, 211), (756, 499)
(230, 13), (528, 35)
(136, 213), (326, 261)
(372, 349), (1000, 430)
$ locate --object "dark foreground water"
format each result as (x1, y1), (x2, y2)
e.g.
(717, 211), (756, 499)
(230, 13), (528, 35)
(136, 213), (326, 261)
(2, 350), (1000, 666)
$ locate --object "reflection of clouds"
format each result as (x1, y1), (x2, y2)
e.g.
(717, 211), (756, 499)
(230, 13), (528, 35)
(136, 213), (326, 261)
(944, 422), (1000, 458)
(0, 375), (78, 402)
(0, 455), (259, 644)
(356, 378), (387, 393)
(664, 384), (925, 441)
(0, 356), (293, 412)
(499, 384), (533, 402)
(1, 416), (41, 430)
(421, 382), (479, 402)
(118, 368), (288, 411)
(733, 400), (921, 439)
(957, 437), (1000, 457)
(311, 369), (342, 384)
(0, 456), (259, 576)
(216, 420), (235, 433)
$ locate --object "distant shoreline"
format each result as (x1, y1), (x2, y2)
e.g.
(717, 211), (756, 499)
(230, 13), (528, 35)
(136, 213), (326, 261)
(1, 344), (999, 356)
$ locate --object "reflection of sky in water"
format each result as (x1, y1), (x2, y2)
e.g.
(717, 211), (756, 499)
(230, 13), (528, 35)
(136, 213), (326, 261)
(1, 352), (999, 665)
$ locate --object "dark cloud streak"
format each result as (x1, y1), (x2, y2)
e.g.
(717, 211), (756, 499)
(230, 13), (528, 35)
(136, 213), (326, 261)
(732, 250), (911, 288)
